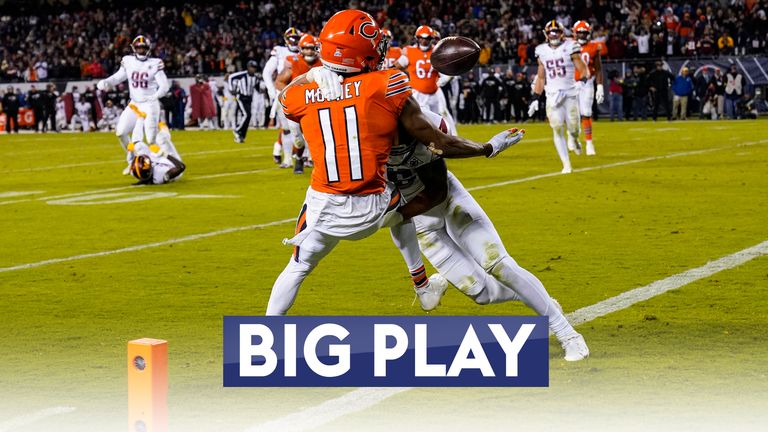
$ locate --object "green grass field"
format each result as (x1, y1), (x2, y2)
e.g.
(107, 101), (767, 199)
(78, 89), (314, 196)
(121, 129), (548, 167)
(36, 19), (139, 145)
(1, 120), (767, 431)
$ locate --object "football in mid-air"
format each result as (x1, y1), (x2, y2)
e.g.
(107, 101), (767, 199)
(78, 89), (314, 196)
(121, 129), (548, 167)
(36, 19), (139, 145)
(430, 36), (481, 76)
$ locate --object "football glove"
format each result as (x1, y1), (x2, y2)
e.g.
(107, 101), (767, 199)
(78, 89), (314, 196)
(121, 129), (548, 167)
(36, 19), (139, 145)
(596, 84), (605, 104)
(527, 98), (540, 117)
(487, 128), (525, 158)
(306, 67), (343, 101)
(96, 80), (108, 91)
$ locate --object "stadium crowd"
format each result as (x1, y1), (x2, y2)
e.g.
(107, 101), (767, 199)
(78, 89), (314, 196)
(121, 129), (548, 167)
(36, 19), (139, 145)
(0, 0), (766, 82)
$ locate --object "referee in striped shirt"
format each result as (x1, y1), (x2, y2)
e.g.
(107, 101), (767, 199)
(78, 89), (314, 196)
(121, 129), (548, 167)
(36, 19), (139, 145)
(228, 60), (264, 143)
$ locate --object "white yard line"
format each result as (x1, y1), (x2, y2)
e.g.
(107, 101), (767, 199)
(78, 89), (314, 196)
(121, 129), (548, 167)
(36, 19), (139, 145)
(0, 218), (294, 273)
(468, 139), (768, 192)
(0, 406), (76, 432)
(244, 239), (768, 432)
(244, 388), (411, 432)
(0, 146), (269, 174)
(0, 168), (280, 206)
(2, 140), (766, 271)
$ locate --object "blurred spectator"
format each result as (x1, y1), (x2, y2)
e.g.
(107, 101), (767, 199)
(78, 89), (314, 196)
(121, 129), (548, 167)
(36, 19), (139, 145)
(28, 86), (45, 132)
(2, 86), (21, 133)
(622, 70), (637, 120)
(480, 69), (503, 122)
(712, 68), (726, 119)
(671, 67), (693, 120)
(43, 84), (58, 132)
(725, 64), (745, 119)
(648, 61), (674, 121)
(607, 70), (623, 121)
(632, 65), (649, 120)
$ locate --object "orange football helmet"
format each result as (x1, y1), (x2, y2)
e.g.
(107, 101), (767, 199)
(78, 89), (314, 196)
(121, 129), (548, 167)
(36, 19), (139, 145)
(381, 28), (393, 40)
(318, 9), (385, 73)
(299, 34), (319, 62)
(543, 20), (565, 47)
(573, 20), (592, 45)
(284, 27), (303, 52)
(415, 25), (434, 51)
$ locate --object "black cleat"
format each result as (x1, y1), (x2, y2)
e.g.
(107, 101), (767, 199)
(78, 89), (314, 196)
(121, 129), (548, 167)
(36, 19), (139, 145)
(293, 157), (304, 174)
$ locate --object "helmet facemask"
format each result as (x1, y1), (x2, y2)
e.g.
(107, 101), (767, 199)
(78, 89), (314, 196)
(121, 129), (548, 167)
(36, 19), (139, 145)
(301, 45), (318, 63)
(575, 30), (590, 45)
(417, 36), (432, 52)
(132, 41), (150, 61)
(546, 29), (564, 47)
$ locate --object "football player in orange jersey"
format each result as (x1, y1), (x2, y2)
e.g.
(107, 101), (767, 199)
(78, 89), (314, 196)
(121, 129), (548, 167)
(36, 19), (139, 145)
(275, 34), (322, 173)
(265, 9), (524, 316)
(396, 25), (458, 135)
(572, 21), (604, 156)
(380, 29), (402, 70)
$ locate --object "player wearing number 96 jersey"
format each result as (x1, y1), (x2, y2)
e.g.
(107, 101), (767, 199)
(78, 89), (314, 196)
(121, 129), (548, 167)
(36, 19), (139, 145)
(266, 10), (522, 316)
(530, 20), (589, 174)
(97, 35), (169, 174)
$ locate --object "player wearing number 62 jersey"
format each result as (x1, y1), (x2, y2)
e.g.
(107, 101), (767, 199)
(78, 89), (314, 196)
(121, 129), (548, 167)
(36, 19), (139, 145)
(529, 20), (589, 174)
(97, 35), (169, 174)
(265, 10), (523, 316)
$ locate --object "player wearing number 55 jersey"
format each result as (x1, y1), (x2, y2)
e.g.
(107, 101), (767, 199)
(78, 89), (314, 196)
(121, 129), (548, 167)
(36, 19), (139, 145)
(529, 20), (589, 174)
(97, 35), (169, 175)
(265, 10), (523, 316)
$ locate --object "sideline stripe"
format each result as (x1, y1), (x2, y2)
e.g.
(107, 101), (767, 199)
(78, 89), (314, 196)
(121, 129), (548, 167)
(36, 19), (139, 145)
(0, 406), (76, 432)
(1, 141), (766, 270)
(245, 239), (768, 432)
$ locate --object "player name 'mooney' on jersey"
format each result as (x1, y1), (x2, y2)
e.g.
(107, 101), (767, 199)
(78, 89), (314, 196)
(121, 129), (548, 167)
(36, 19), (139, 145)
(304, 81), (362, 104)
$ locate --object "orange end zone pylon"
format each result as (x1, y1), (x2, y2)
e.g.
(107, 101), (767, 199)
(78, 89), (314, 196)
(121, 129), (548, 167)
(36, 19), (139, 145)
(128, 338), (168, 432)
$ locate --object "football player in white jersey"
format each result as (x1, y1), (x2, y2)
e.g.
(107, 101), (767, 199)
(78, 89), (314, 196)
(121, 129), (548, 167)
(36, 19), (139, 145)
(388, 111), (589, 361)
(97, 35), (170, 174)
(128, 123), (184, 185)
(528, 20), (589, 174)
(70, 96), (92, 132)
(263, 27), (302, 167)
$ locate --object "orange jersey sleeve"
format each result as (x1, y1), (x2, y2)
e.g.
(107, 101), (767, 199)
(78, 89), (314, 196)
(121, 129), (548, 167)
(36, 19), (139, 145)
(575, 41), (601, 80)
(282, 69), (412, 195)
(384, 46), (402, 70)
(287, 55), (321, 81)
(403, 46), (439, 94)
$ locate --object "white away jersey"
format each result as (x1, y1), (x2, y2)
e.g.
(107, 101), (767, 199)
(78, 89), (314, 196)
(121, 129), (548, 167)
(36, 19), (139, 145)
(535, 40), (581, 95)
(387, 111), (446, 201)
(270, 45), (297, 74)
(116, 55), (167, 102)
(75, 101), (91, 117)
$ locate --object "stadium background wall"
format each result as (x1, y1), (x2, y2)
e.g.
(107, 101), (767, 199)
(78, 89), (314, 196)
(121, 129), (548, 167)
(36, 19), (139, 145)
(1, 56), (766, 126)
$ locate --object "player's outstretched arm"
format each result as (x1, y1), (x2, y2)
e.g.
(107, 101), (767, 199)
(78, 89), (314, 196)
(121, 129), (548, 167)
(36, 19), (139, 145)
(97, 64), (128, 91)
(399, 97), (524, 158)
